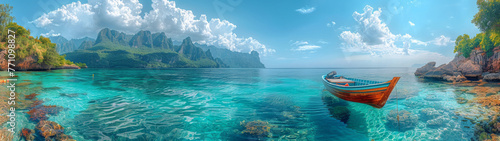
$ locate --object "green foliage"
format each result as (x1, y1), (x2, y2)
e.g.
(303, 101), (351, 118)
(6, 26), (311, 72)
(454, 0), (500, 58)
(0, 4), (13, 42)
(473, 0), (500, 33)
(6, 22), (30, 37)
(75, 62), (87, 68)
(0, 4), (75, 69)
(454, 34), (474, 58)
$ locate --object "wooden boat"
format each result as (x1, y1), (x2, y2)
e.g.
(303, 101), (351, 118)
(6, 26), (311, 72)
(322, 75), (400, 108)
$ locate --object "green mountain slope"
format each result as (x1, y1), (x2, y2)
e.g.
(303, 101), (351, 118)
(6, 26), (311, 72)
(196, 44), (265, 68)
(64, 28), (225, 68)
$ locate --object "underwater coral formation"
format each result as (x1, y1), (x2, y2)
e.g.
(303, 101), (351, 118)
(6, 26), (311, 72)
(386, 110), (418, 131)
(26, 105), (63, 122)
(467, 86), (500, 97)
(21, 128), (35, 141)
(24, 93), (39, 100)
(240, 120), (272, 138)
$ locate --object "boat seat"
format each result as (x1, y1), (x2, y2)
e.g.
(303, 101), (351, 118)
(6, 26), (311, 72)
(326, 78), (355, 83)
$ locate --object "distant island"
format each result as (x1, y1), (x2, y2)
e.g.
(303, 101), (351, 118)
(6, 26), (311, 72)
(56, 28), (265, 68)
(415, 0), (500, 82)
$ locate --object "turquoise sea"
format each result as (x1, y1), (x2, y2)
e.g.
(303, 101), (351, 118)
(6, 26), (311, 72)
(1, 68), (497, 140)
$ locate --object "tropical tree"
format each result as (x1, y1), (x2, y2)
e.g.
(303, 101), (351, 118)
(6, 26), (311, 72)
(0, 4), (14, 41)
(472, 0), (500, 33)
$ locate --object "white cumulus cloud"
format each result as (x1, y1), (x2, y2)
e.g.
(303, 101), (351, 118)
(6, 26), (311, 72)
(296, 7), (315, 14)
(338, 5), (454, 66)
(340, 5), (409, 55)
(291, 40), (321, 51)
(32, 0), (274, 55)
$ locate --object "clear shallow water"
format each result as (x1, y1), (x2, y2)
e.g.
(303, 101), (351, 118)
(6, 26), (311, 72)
(0, 68), (490, 140)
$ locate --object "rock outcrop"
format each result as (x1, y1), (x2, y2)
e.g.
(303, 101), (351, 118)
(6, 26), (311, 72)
(415, 47), (500, 82)
(0, 50), (80, 71)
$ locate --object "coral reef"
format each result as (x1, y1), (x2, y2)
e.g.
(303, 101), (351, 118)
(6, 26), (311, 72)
(426, 115), (450, 127)
(472, 95), (500, 112)
(35, 120), (64, 139)
(26, 105), (63, 122)
(27, 108), (48, 122)
(420, 108), (443, 120)
(21, 128), (35, 141)
(467, 86), (500, 97)
(386, 110), (418, 131)
(240, 120), (272, 138)
(25, 93), (40, 100)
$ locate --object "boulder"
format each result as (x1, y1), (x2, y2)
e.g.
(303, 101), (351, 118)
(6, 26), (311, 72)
(422, 63), (456, 79)
(483, 73), (500, 82)
(415, 62), (436, 76)
(458, 60), (483, 78)
(423, 69), (446, 79)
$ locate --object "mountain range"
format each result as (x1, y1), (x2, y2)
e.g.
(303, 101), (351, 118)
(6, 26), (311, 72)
(58, 28), (264, 68)
(50, 36), (94, 54)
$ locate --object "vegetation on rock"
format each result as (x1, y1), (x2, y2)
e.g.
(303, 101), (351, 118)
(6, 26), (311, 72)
(454, 0), (500, 58)
(0, 4), (79, 70)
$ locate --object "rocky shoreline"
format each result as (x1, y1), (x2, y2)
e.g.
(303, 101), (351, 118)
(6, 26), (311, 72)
(415, 47), (500, 82)
(0, 50), (81, 71)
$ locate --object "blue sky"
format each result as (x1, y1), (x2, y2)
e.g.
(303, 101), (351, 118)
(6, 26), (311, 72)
(7, 0), (481, 68)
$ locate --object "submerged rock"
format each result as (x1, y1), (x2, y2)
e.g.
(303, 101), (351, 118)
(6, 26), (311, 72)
(21, 128), (35, 141)
(420, 108), (443, 120)
(328, 106), (350, 123)
(25, 93), (40, 100)
(425, 94), (443, 101)
(240, 120), (272, 138)
(36, 120), (64, 138)
(26, 105), (63, 122)
(456, 97), (468, 104)
(467, 86), (500, 97)
(426, 115), (450, 127)
(386, 110), (418, 131)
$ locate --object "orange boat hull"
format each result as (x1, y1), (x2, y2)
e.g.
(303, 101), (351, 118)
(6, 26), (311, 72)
(323, 77), (400, 108)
